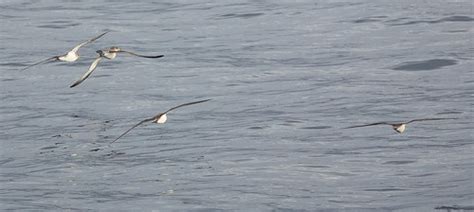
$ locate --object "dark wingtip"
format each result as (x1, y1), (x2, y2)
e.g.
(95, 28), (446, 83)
(110, 134), (125, 144)
(193, 98), (212, 104)
(70, 82), (79, 88)
(141, 54), (164, 59)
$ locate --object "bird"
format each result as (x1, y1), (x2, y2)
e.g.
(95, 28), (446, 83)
(69, 46), (164, 88)
(21, 31), (110, 71)
(345, 117), (456, 133)
(110, 99), (211, 143)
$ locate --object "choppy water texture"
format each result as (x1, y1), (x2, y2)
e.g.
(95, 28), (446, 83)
(1, 0), (473, 211)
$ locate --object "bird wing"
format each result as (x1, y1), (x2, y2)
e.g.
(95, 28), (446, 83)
(163, 99), (211, 114)
(110, 117), (155, 144)
(407, 117), (456, 124)
(345, 122), (391, 129)
(21, 56), (59, 71)
(69, 56), (103, 88)
(118, 50), (164, 58)
(70, 31), (109, 53)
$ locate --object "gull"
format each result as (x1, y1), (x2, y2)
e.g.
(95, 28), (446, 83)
(111, 99), (211, 143)
(345, 117), (456, 133)
(21, 31), (109, 71)
(69, 46), (164, 88)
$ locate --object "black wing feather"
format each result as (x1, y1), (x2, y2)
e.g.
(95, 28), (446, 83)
(407, 117), (456, 124)
(163, 99), (211, 114)
(21, 56), (59, 71)
(345, 122), (392, 129)
(70, 56), (103, 88)
(110, 117), (155, 144)
(118, 50), (164, 58)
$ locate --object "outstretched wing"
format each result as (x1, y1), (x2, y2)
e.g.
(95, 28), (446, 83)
(21, 56), (59, 71)
(345, 122), (391, 129)
(70, 31), (110, 53)
(70, 57), (103, 88)
(164, 99), (211, 114)
(118, 50), (164, 58)
(407, 117), (456, 124)
(110, 117), (155, 144)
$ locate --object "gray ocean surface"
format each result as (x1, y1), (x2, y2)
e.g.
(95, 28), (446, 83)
(1, 0), (473, 211)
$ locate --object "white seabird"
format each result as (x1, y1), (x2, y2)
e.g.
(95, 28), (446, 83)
(110, 99), (211, 143)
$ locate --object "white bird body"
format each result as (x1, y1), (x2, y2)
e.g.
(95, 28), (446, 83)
(58, 51), (79, 62)
(69, 46), (164, 88)
(110, 99), (211, 143)
(21, 31), (109, 71)
(346, 117), (456, 133)
(102, 51), (118, 59)
(156, 114), (167, 124)
(393, 124), (406, 133)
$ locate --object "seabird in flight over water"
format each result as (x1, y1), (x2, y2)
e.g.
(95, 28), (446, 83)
(69, 46), (164, 88)
(345, 117), (456, 133)
(110, 99), (211, 143)
(21, 31), (109, 71)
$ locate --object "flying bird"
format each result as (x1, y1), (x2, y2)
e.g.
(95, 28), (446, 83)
(69, 46), (164, 88)
(110, 99), (211, 143)
(345, 117), (456, 133)
(21, 31), (109, 71)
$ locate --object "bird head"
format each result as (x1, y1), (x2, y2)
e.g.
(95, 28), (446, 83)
(108, 46), (121, 52)
(96, 50), (105, 57)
